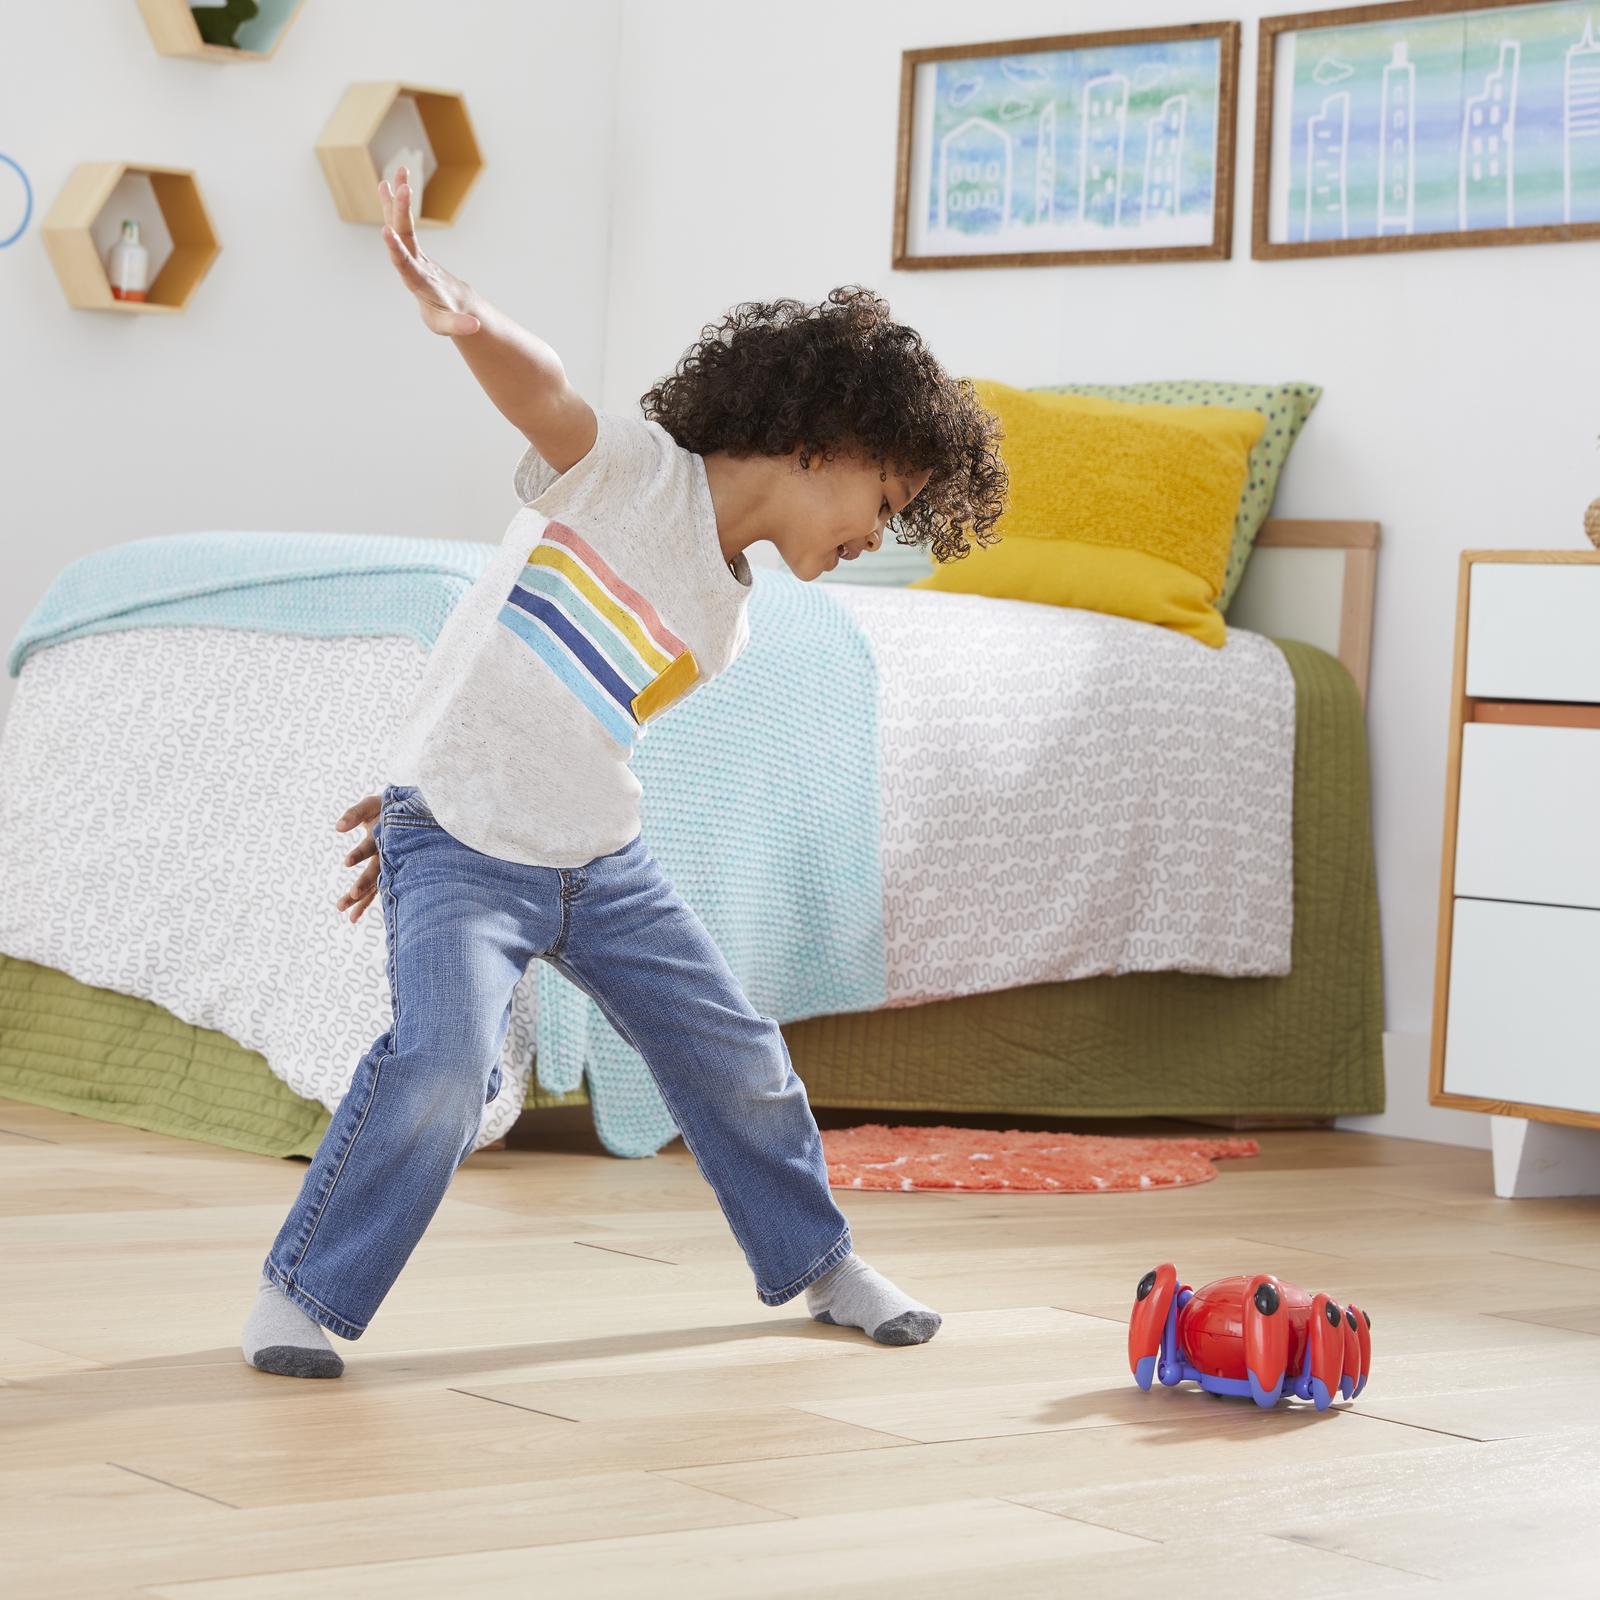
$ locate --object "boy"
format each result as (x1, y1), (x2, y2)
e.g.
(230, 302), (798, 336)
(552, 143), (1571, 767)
(242, 168), (1006, 1378)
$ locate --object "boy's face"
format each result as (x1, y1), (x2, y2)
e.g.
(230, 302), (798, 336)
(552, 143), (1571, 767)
(775, 448), (933, 582)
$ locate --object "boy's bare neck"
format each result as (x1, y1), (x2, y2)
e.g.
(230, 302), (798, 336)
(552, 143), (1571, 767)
(701, 449), (777, 564)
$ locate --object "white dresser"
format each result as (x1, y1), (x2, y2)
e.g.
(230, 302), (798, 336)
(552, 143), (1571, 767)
(1431, 552), (1600, 1194)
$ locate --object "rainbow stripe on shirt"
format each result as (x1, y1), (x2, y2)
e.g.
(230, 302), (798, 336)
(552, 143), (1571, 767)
(496, 520), (701, 749)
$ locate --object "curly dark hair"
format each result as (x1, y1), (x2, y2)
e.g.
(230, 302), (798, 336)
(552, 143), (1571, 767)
(639, 286), (1007, 563)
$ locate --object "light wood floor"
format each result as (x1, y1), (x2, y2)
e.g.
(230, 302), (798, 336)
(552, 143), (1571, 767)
(4, 1097), (1600, 1599)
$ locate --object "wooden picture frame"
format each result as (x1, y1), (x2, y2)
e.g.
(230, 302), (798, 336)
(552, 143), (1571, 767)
(1254, 0), (1600, 259)
(892, 21), (1241, 269)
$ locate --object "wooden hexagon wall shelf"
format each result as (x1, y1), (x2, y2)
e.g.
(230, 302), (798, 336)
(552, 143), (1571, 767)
(41, 162), (221, 313)
(137, 0), (307, 62)
(317, 82), (484, 228)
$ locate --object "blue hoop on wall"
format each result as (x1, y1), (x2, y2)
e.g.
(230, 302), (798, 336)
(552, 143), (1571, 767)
(0, 152), (33, 248)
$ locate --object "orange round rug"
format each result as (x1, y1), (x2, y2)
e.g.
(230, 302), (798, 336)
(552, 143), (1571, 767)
(821, 1123), (1260, 1193)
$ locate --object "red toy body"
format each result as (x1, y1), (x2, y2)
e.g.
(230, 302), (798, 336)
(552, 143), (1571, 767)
(1128, 1263), (1371, 1409)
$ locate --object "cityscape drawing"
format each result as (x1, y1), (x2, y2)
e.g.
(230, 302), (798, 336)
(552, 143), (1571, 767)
(1272, 1), (1600, 243)
(904, 36), (1225, 256)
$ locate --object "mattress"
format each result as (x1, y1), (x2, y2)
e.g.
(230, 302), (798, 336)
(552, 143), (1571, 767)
(0, 565), (1296, 1156)
(0, 643), (1382, 1158)
(0, 637), (1379, 1153)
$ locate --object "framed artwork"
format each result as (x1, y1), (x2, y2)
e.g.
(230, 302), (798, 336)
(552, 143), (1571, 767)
(892, 22), (1242, 269)
(1255, 0), (1600, 257)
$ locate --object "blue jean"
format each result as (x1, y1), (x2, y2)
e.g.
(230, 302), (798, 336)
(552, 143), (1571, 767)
(263, 785), (853, 1339)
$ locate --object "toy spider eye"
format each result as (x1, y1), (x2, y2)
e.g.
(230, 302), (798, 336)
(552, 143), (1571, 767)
(1362, 1308), (1371, 1329)
(1135, 1268), (1158, 1301)
(1324, 1300), (1342, 1328)
(1253, 1282), (1280, 1316)
(1344, 1307), (1358, 1330)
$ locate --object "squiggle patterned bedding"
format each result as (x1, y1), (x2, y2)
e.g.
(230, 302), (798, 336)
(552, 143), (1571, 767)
(0, 588), (1294, 1158)
(826, 584), (1295, 1004)
(0, 630), (526, 1140)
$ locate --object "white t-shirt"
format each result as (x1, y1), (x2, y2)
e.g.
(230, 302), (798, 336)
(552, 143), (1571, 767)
(386, 407), (753, 866)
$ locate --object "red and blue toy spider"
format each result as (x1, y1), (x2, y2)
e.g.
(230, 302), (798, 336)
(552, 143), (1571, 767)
(1128, 1263), (1372, 1410)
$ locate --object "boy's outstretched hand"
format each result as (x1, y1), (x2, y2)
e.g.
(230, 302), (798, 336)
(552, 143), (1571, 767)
(334, 795), (382, 924)
(378, 164), (482, 337)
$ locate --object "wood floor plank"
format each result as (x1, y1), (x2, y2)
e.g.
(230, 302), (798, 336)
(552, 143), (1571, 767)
(138, 1499), (1152, 1599)
(658, 1408), (1465, 1517)
(453, 1316), (1124, 1423)
(0, 1461), (775, 1599)
(1348, 1382), (1600, 1441)
(806, 1532), (1433, 1599)
(0, 1335), (105, 1380)
(1490, 1303), (1600, 1336)
(5, 1095), (1597, 1598)
(2, 1374), (908, 1502)
(1272, 1497), (1600, 1585)
(1017, 1424), (1600, 1532)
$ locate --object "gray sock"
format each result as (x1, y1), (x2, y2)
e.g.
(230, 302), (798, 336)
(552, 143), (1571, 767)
(242, 1269), (344, 1378)
(805, 1254), (942, 1345)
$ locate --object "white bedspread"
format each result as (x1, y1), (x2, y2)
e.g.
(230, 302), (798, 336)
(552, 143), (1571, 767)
(826, 584), (1296, 1005)
(0, 595), (1294, 1151)
(0, 629), (530, 1144)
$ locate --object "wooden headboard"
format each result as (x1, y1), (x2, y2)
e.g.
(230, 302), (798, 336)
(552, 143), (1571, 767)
(1225, 519), (1380, 707)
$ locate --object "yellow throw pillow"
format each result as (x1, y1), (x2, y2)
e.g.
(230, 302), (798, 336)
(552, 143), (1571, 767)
(910, 379), (1266, 647)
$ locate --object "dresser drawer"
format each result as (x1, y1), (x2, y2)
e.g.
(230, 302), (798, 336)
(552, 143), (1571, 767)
(1466, 563), (1600, 701)
(1454, 723), (1600, 910)
(1444, 897), (1600, 1114)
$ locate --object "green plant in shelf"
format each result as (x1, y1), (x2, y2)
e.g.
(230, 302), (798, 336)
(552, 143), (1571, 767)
(190, 0), (260, 49)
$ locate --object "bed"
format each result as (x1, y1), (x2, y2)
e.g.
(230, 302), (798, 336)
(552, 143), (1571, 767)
(0, 516), (1383, 1160)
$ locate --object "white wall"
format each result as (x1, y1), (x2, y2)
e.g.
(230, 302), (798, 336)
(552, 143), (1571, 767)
(7, 2), (1589, 1149)
(0, 0), (620, 720)
(600, 0), (1600, 1148)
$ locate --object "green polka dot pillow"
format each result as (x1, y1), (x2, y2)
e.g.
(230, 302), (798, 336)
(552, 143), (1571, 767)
(822, 379), (1321, 613)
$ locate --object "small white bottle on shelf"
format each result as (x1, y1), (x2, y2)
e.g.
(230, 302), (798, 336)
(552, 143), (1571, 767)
(107, 218), (149, 302)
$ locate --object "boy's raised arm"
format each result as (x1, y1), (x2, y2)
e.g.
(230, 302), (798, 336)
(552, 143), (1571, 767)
(447, 298), (597, 474)
(377, 167), (598, 476)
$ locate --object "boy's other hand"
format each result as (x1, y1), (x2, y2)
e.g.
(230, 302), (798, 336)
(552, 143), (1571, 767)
(334, 794), (382, 924)
(379, 165), (483, 338)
